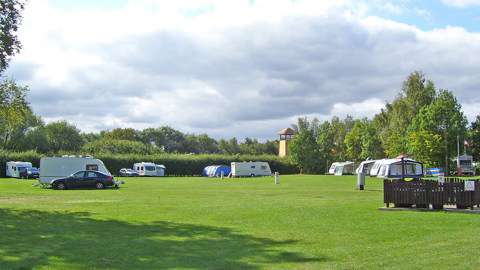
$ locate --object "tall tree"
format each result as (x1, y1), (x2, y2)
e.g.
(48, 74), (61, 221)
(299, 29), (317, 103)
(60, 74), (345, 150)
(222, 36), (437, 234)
(44, 121), (84, 153)
(469, 116), (480, 162)
(0, 79), (33, 148)
(408, 90), (468, 174)
(378, 71), (436, 156)
(289, 117), (321, 174)
(0, 0), (25, 73)
(317, 121), (335, 173)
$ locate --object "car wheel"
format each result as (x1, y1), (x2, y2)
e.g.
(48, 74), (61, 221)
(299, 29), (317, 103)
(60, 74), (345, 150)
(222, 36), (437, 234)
(250, 173), (255, 177)
(55, 182), (66, 190)
(96, 182), (105, 189)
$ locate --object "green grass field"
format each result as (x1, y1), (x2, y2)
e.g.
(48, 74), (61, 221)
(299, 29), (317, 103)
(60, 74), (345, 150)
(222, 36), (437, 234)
(1, 175), (480, 269)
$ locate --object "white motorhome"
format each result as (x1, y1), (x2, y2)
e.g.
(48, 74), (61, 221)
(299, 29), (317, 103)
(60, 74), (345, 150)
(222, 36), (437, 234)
(231, 162), (271, 177)
(39, 156), (111, 184)
(356, 160), (377, 175)
(6, 161), (33, 178)
(456, 154), (475, 176)
(133, 162), (166, 176)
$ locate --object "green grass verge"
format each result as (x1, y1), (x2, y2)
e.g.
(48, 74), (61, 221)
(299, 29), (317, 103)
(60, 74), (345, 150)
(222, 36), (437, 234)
(1, 175), (479, 269)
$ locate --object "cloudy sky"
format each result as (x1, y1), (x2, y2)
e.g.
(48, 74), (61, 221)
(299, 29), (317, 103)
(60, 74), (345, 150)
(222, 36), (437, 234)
(5, 0), (480, 140)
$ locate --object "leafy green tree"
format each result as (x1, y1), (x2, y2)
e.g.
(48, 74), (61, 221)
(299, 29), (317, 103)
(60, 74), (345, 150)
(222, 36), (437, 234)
(408, 90), (468, 173)
(44, 121), (84, 153)
(82, 139), (155, 155)
(0, 79), (34, 148)
(0, 0), (25, 73)
(140, 126), (186, 153)
(218, 137), (241, 154)
(407, 130), (443, 168)
(378, 71), (436, 156)
(317, 121), (335, 173)
(103, 128), (140, 141)
(289, 117), (321, 174)
(469, 116), (480, 162)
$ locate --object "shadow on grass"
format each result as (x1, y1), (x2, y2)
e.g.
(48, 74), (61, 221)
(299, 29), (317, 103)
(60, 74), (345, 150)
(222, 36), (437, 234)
(0, 209), (323, 269)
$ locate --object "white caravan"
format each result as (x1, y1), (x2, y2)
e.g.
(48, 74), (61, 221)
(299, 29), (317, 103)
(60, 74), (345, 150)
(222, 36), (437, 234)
(328, 161), (355, 176)
(369, 159), (388, 177)
(231, 162), (271, 177)
(133, 162), (166, 176)
(39, 156), (111, 184)
(356, 160), (377, 175)
(376, 158), (423, 179)
(6, 161), (33, 178)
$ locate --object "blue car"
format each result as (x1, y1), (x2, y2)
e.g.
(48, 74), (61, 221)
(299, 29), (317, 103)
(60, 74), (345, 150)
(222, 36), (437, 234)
(26, 167), (39, 179)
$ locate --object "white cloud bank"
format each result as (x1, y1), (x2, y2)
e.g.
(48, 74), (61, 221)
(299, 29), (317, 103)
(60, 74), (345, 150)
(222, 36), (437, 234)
(442, 0), (480, 7)
(6, 0), (480, 139)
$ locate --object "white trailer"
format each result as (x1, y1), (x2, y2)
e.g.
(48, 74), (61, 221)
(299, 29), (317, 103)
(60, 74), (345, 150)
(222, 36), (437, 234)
(133, 162), (166, 176)
(231, 162), (271, 177)
(6, 161), (33, 178)
(39, 156), (111, 184)
(329, 161), (355, 176)
(356, 160), (377, 175)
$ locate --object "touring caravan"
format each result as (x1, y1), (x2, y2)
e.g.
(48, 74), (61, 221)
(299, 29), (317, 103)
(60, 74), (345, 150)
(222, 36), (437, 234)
(231, 162), (271, 177)
(39, 156), (111, 184)
(329, 162), (355, 175)
(369, 159), (387, 177)
(133, 162), (166, 176)
(376, 158), (423, 179)
(6, 161), (33, 178)
(356, 160), (377, 175)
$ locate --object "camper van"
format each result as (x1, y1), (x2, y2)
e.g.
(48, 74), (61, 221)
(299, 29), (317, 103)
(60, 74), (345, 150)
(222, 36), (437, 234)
(6, 161), (33, 178)
(456, 154), (475, 176)
(39, 156), (111, 184)
(133, 162), (166, 176)
(328, 162), (355, 175)
(356, 160), (377, 175)
(231, 162), (271, 177)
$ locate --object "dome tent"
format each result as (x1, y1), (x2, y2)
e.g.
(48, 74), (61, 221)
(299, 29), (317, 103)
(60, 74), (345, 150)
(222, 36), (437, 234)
(202, 165), (231, 177)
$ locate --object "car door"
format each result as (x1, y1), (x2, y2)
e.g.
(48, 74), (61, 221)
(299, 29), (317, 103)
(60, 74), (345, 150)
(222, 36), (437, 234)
(68, 171), (86, 188)
(84, 171), (99, 188)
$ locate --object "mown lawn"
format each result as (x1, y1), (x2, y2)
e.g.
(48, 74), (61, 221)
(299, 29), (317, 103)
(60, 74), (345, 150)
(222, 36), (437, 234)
(1, 175), (479, 269)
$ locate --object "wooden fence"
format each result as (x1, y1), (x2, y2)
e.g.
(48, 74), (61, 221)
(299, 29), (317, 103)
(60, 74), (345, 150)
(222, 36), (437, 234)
(384, 178), (480, 209)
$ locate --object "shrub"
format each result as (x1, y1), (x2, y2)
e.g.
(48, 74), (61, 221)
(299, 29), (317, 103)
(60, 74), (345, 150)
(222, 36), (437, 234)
(0, 151), (298, 177)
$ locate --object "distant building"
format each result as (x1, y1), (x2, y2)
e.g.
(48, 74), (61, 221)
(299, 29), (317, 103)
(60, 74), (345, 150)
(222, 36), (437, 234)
(278, 128), (295, 157)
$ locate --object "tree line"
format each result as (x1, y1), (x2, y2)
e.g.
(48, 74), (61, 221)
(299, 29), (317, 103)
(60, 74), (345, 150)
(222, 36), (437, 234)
(0, 79), (278, 155)
(289, 71), (479, 175)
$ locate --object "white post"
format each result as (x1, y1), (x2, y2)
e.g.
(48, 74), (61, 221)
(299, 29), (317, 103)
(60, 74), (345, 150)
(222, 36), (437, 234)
(274, 172), (280, 184)
(220, 171), (224, 179)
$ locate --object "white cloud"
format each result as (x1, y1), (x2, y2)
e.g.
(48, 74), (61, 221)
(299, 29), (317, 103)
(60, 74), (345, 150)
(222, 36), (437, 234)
(442, 0), (480, 7)
(6, 0), (480, 139)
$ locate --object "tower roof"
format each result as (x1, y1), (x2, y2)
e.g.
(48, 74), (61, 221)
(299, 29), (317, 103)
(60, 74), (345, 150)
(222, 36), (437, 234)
(278, 128), (295, 135)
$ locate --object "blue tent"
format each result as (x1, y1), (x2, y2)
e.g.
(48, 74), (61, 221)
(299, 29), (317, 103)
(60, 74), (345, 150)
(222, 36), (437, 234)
(202, 165), (231, 177)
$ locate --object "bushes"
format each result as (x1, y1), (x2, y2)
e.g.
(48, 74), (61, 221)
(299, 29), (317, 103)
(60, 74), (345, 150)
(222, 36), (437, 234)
(97, 153), (298, 176)
(0, 151), (298, 177)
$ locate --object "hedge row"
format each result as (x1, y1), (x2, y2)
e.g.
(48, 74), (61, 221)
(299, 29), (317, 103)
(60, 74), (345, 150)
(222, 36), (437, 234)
(0, 151), (299, 177)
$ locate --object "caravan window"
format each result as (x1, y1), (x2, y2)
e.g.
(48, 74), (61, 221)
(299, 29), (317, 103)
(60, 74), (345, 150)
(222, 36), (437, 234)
(251, 166), (256, 169)
(86, 164), (98, 171)
(261, 165), (267, 170)
(145, 166), (156, 171)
